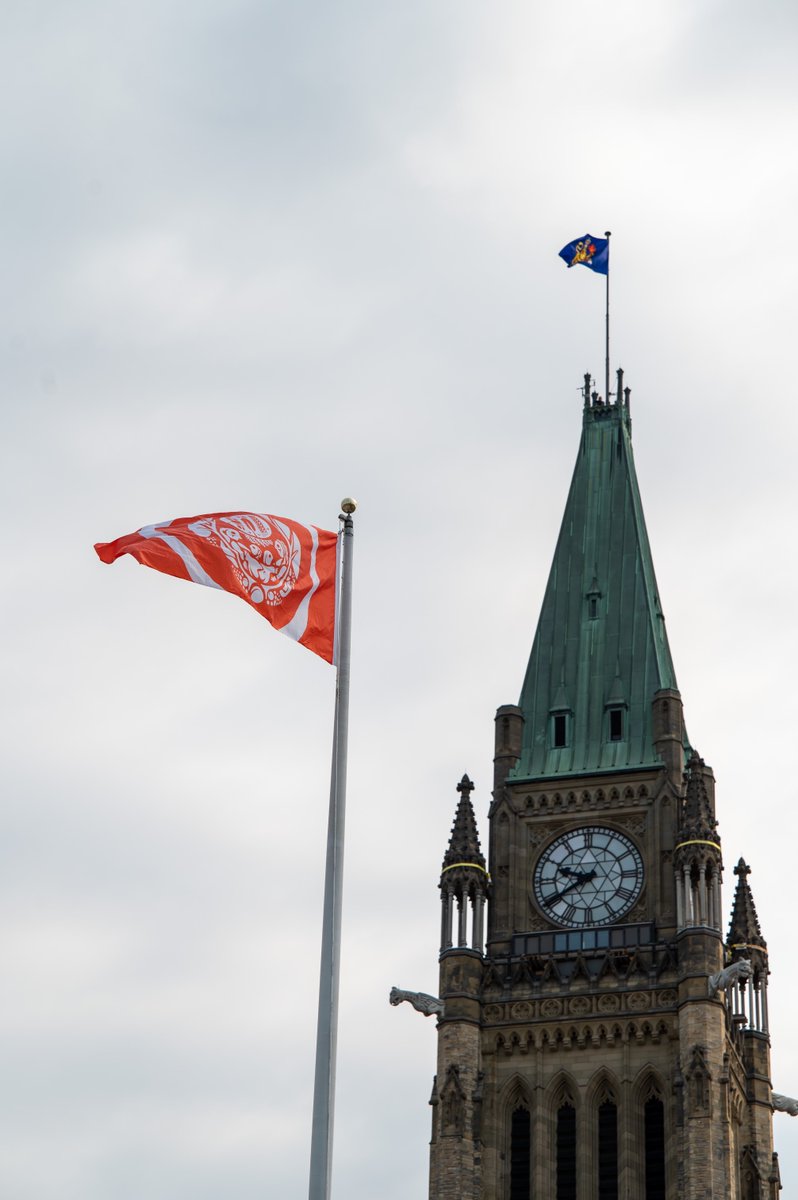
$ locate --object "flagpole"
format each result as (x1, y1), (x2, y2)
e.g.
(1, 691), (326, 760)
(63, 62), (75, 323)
(604, 230), (611, 404)
(308, 498), (356, 1200)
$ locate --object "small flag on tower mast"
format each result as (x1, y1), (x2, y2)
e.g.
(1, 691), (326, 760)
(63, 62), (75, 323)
(559, 230), (612, 406)
(558, 233), (609, 275)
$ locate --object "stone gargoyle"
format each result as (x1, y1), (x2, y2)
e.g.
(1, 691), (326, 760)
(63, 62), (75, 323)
(708, 958), (752, 997)
(389, 986), (444, 1017)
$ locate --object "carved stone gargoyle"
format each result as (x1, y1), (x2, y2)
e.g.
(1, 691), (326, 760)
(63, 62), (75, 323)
(389, 986), (444, 1017)
(708, 958), (752, 997)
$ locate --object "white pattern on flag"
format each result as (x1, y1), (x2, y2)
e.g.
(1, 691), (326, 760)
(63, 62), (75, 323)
(96, 510), (338, 662)
(139, 524), (222, 590)
(281, 522), (320, 645)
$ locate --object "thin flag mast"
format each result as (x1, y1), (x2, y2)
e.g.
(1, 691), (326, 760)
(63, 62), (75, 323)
(558, 229), (612, 400)
(604, 229), (611, 404)
(308, 498), (356, 1200)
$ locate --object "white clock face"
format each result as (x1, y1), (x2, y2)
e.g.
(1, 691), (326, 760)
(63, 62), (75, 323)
(532, 825), (644, 929)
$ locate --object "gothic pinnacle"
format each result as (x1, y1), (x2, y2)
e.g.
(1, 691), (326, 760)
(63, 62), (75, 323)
(443, 774), (486, 871)
(727, 857), (767, 952)
(679, 750), (718, 843)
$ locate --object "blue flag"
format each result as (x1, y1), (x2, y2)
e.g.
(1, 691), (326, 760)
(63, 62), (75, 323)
(559, 234), (609, 276)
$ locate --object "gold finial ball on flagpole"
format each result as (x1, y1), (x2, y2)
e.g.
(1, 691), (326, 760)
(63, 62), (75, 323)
(340, 497), (357, 514)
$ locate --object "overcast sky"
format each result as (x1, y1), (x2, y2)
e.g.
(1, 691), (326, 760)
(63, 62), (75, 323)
(3, 1), (798, 1196)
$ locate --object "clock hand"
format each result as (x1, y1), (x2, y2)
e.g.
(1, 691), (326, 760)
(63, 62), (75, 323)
(543, 869), (597, 907)
(543, 877), (582, 905)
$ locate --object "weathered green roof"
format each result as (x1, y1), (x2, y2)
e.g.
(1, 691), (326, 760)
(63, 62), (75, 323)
(510, 390), (680, 781)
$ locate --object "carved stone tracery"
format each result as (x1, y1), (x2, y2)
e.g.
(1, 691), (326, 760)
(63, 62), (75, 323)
(492, 1017), (673, 1056)
(686, 1045), (712, 1116)
(516, 782), (653, 817)
(439, 1064), (466, 1138)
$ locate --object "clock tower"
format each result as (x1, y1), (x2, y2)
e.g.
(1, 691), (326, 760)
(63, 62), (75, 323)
(425, 379), (780, 1199)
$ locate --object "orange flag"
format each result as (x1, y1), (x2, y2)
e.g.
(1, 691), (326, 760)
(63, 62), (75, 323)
(96, 512), (337, 662)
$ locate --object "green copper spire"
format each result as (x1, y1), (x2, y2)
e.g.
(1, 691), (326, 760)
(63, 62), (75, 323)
(511, 380), (680, 781)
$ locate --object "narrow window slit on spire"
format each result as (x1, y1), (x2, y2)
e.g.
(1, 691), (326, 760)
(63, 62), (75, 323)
(586, 572), (601, 621)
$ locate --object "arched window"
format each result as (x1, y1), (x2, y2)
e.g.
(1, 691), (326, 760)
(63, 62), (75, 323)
(644, 1096), (666, 1199)
(557, 1101), (577, 1200)
(510, 1105), (531, 1200)
(598, 1098), (618, 1200)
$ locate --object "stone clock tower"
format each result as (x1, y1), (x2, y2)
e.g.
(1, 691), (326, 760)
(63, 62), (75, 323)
(424, 380), (780, 1199)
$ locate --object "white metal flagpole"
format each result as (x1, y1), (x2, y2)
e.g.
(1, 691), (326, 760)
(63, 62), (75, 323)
(308, 498), (356, 1200)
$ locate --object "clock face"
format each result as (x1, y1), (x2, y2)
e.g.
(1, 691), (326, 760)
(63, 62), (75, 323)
(532, 825), (644, 929)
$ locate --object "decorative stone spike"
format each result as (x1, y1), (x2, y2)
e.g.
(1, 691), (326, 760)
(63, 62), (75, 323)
(678, 750), (718, 844)
(443, 775), (486, 871)
(727, 858), (767, 953)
